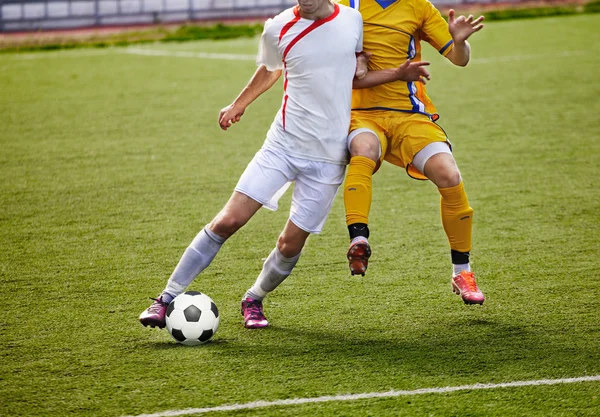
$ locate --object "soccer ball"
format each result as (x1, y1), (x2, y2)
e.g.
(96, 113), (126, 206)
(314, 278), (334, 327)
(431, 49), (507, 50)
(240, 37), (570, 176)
(165, 291), (220, 346)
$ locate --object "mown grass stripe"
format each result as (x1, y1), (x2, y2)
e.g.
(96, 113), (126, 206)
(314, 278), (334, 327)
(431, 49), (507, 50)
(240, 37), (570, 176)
(122, 375), (600, 417)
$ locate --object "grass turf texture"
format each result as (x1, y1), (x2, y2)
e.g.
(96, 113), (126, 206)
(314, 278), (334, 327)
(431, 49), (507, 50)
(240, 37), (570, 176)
(1, 14), (599, 417)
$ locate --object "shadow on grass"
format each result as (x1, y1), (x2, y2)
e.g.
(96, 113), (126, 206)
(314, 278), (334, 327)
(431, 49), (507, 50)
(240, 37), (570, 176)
(146, 338), (229, 350)
(213, 317), (594, 380)
(137, 312), (597, 386)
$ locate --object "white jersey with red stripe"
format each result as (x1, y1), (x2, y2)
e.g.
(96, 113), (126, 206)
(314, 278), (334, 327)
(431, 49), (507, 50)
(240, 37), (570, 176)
(257, 3), (363, 166)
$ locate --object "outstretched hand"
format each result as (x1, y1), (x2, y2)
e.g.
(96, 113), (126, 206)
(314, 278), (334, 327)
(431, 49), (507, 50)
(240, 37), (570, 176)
(448, 9), (484, 43)
(397, 59), (431, 84)
(355, 51), (372, 80)
(218, 103), (245, 131)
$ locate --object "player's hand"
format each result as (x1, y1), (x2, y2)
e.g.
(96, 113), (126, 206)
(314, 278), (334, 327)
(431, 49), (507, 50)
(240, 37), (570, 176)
(396, 59), (431, 84)
(355, 51), (372, 80)
(448, 9), (484, 43)
(218, 103), (245, 130)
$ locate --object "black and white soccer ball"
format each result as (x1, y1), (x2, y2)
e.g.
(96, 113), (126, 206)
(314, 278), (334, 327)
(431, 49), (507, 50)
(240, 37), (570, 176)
(165, 291), (219, 346)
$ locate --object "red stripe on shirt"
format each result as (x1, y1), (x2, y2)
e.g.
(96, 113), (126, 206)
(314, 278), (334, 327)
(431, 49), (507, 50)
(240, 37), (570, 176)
(281, 3), (341, 130)
(282, 3), (340, 61)
(278, 7), (301, 45)
(282, 94), (289, 130)
(282, 63), (289, 130)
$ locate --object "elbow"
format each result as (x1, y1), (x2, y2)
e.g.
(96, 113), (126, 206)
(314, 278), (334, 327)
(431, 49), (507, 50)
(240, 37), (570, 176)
(352, 80), (366, 89)
(447, 42), (471, 67)
(448, 55), (469, 67)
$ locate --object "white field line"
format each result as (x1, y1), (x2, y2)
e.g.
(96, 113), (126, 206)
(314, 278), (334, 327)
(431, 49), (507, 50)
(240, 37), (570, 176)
(471, 49), (590, 64)
(121, 375), (600, 417)
(123, 47), (256, 61)
(4, 49), (116, 61)
(3, 48), (591, 63)
(124, 48), (591, 64)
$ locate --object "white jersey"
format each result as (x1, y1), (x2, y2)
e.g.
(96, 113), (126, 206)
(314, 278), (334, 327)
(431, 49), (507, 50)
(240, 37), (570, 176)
(257, 3), (363, 165)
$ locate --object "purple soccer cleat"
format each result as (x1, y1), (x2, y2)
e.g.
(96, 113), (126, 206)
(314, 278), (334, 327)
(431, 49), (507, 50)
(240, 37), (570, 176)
(241, 297), (269, 329)
(139, 296), (169, 328)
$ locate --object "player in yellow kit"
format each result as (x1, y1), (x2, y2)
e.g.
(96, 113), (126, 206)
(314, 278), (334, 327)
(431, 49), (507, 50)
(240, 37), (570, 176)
(339, 0), (486, 304)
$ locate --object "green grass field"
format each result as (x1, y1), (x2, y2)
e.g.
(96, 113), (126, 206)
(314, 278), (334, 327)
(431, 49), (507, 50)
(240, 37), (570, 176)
(1, 13), (600, 417)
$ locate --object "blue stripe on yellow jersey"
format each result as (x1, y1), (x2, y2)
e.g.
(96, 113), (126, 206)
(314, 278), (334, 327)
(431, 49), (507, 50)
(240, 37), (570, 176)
(338, 0), (453, 117)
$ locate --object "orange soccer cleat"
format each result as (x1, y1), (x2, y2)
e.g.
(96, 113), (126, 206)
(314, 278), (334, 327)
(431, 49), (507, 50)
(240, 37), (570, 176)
(451, 271), (485, 305)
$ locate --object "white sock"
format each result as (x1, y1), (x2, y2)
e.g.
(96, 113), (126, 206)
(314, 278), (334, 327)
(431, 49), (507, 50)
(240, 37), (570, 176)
(244, 247), (301, 301)
(351, 236), (369, 245)
(163, 227), (226, 297)
(161, 283), (184, 304)
(453, 263), (470, 277)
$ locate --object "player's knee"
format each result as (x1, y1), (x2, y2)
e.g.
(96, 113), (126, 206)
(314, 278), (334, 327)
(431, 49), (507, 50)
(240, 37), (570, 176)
(424, 153), (462, 188)
(210, 215), (246, 239)
(434, 168), (462, 188)
(277, 234), (305, 258)
(349, 135), (379, 161)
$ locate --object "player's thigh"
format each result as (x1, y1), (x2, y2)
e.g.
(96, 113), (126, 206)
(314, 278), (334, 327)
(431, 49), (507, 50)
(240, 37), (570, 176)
(209, 191), (263, 238)
(400, 114), (449, 164)
(386, 113), (450, 179)
(290, 161), (346, 234)
(234, 147), (294, 209)
(422, 152), (461, 188)
(348, 113), (388, 167)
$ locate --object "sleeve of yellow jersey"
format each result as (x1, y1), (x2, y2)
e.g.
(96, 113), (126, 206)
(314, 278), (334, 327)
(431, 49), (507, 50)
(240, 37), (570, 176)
(419, 0), (454, 57)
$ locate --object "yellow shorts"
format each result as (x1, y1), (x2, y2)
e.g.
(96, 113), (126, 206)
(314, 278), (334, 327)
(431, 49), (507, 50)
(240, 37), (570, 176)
(349, 110), (450, 180)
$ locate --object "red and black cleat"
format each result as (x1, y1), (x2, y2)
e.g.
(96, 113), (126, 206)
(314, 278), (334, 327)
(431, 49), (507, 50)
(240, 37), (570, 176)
(347, 237), (371, 276)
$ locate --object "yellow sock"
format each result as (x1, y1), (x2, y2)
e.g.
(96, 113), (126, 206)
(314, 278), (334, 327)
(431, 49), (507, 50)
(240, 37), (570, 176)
(344, 156), (377, 226)
(439, 182), (473, 253)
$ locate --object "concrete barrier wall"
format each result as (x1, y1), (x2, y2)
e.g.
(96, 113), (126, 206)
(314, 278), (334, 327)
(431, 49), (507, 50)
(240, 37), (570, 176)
(0, 0), (519, 32)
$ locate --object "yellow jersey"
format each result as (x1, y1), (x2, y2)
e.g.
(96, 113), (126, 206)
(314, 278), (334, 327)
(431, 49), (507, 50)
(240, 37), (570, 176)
(338, 0), (453, 119)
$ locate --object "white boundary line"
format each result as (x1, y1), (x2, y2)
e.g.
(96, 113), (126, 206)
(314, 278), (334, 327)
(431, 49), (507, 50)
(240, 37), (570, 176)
(4, 49), (116, 61)
(123, 47), (256, 61)
(3, 48), (590, 63)
(121, 375), (600, 417)
(471, 50), (589, 64)
(123, 48), (590, 64)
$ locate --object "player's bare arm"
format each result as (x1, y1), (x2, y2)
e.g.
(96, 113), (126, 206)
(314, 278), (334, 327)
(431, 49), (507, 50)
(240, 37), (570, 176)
(446, 9), (484, 67)
(353, 59), (431, 89)
(219, 65), (282, 131)
(355, 52), (371, 80)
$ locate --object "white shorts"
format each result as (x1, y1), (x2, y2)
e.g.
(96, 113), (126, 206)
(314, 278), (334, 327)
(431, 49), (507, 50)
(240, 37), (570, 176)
(235, 147), (345, 234)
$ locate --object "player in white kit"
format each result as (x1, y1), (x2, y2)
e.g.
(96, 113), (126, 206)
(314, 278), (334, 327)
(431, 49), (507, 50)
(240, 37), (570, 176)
(139, 0), (364, 329)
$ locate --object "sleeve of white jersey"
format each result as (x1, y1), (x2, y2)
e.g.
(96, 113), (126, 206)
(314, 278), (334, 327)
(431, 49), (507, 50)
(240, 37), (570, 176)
(256, 19), (284, 71)
(355, 12), (364, 53)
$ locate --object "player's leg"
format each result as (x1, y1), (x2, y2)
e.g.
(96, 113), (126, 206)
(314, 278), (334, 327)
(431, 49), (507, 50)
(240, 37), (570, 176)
(166, 191), (262, 299)
(400, 114), (483, 304)
(344, 126), (385, 276)
(242, 220), (309, 328)
(140, 147), (291, 328)
(242, 158), (345, 328)
(418, 148), (484, 305)
(139, 192), (263, 328)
